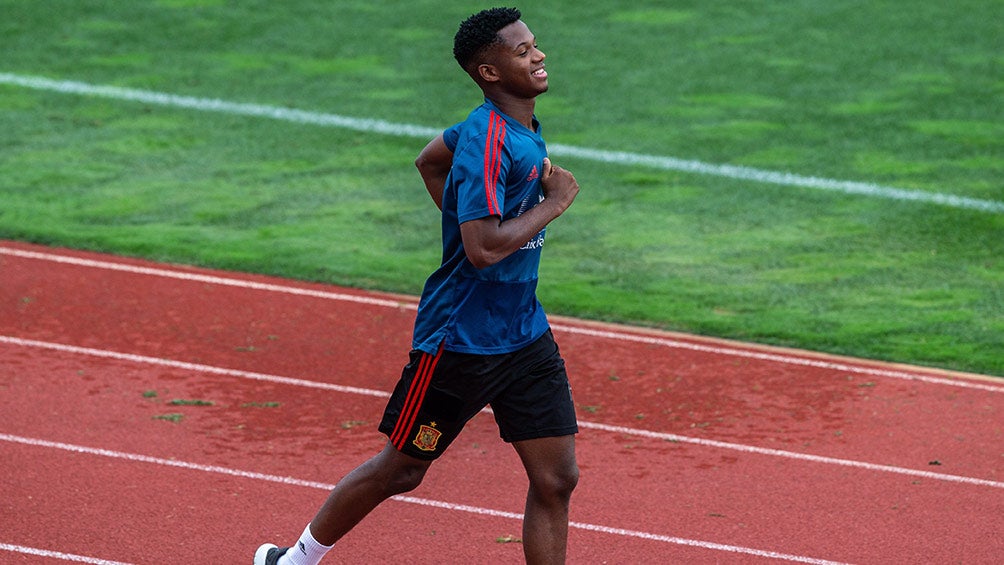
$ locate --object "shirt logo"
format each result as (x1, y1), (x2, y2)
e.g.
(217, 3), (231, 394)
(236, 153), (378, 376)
(526, 165), (539, 182)
(520, 232), (546, 251)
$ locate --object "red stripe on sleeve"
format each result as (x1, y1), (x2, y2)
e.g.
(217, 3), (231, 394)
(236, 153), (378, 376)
(483, 112), (505, 216)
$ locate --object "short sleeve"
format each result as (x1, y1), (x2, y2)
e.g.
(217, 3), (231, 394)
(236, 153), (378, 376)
(443, 123), (462, 152)
(452, 120), (509, 224)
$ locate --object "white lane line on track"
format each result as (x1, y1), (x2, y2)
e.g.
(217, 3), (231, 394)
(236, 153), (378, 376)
(1, 72), (1001, 214)
(580, 420), (1004, 489)
(2, 334), (1002, 490)
(550, 324), (1004, 392)
(0, 543), (131, 565)
(0, 433), (846, 565)
(0, 335), (391, 398)
(0, 247), (411, 310)
(3, 245), (1001, 392)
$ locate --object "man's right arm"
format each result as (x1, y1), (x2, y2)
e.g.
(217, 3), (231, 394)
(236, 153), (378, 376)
(415, 134), (453, 211)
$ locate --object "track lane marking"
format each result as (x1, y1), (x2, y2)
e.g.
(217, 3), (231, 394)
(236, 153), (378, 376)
(0, 247), (411, 310)
(0, 433), (847, 565)
(3, 245), (1000, 391)
(551, 324), (1004, 392)
(2, 334), (1001, 490)
(0, 543), (131, 565)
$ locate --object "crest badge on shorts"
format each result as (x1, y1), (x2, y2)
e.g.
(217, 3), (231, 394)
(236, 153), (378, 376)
(413, 422), (442, 452)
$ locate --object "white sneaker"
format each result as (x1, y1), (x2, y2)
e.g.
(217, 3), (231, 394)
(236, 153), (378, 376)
(253, 543), (288, 565)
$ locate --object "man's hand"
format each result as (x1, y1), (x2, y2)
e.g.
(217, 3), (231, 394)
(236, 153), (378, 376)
(540, 157), (579, 215)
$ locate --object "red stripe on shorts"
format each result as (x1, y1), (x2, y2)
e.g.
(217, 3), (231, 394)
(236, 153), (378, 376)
(390, 346), (443, 449)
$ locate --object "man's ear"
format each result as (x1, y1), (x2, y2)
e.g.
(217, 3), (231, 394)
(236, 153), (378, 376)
(477, 63), (501, 83)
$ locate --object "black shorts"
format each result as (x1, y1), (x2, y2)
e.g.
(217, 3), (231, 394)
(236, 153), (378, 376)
(378, 330), (578, 461)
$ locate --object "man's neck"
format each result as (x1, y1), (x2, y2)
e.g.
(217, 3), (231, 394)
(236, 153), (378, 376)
(486, 94), (536, 130)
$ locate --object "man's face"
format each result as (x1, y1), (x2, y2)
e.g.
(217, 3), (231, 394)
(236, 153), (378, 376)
(488, 20), (548, 97)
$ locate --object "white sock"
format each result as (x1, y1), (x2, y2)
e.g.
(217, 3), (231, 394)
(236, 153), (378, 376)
(278, 523), (333, 565)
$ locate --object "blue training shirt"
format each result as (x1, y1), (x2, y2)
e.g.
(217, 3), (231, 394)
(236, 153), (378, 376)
(412, 99), (551, 355)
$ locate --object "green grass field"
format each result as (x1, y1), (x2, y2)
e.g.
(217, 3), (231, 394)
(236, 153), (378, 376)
(2, 1), (1002, 376)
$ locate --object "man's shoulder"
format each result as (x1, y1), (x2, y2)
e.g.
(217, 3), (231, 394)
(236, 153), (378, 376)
(448, 103), (500, 154)
(458, 102), (496, 132)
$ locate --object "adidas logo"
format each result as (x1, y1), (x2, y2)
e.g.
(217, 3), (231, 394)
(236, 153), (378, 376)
(526, 165), (539, 182)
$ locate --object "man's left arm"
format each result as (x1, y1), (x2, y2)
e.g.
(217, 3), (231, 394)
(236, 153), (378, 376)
(461, 158), (579, 269)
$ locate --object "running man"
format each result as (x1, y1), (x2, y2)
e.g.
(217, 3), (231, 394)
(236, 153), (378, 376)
(255, 7), (581, 564)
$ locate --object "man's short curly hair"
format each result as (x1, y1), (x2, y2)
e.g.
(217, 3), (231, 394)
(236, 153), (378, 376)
(453, 7), (522, 72)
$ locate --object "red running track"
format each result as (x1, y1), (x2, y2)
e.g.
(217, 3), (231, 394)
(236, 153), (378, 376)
(1, 240), (1002, 564)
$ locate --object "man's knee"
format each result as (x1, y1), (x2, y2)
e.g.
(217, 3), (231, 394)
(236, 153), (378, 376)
(555, 462), (580, 496)
(531, 462), (579, 501)
(515, 436), (579, 501)
(372, 447), (432, 496)
(383, 462), (428, 495)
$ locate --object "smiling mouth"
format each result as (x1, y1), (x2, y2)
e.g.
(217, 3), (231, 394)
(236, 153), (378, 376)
(532, 67), (548, 79)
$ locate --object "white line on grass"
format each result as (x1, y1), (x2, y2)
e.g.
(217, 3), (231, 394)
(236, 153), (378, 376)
(2, 72), (1001, 214)
(548, 143), (1004, 213)
(0, 433), (846, 564)
(3, 245), (1002, 392)
(2, 334), (1002, 490)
